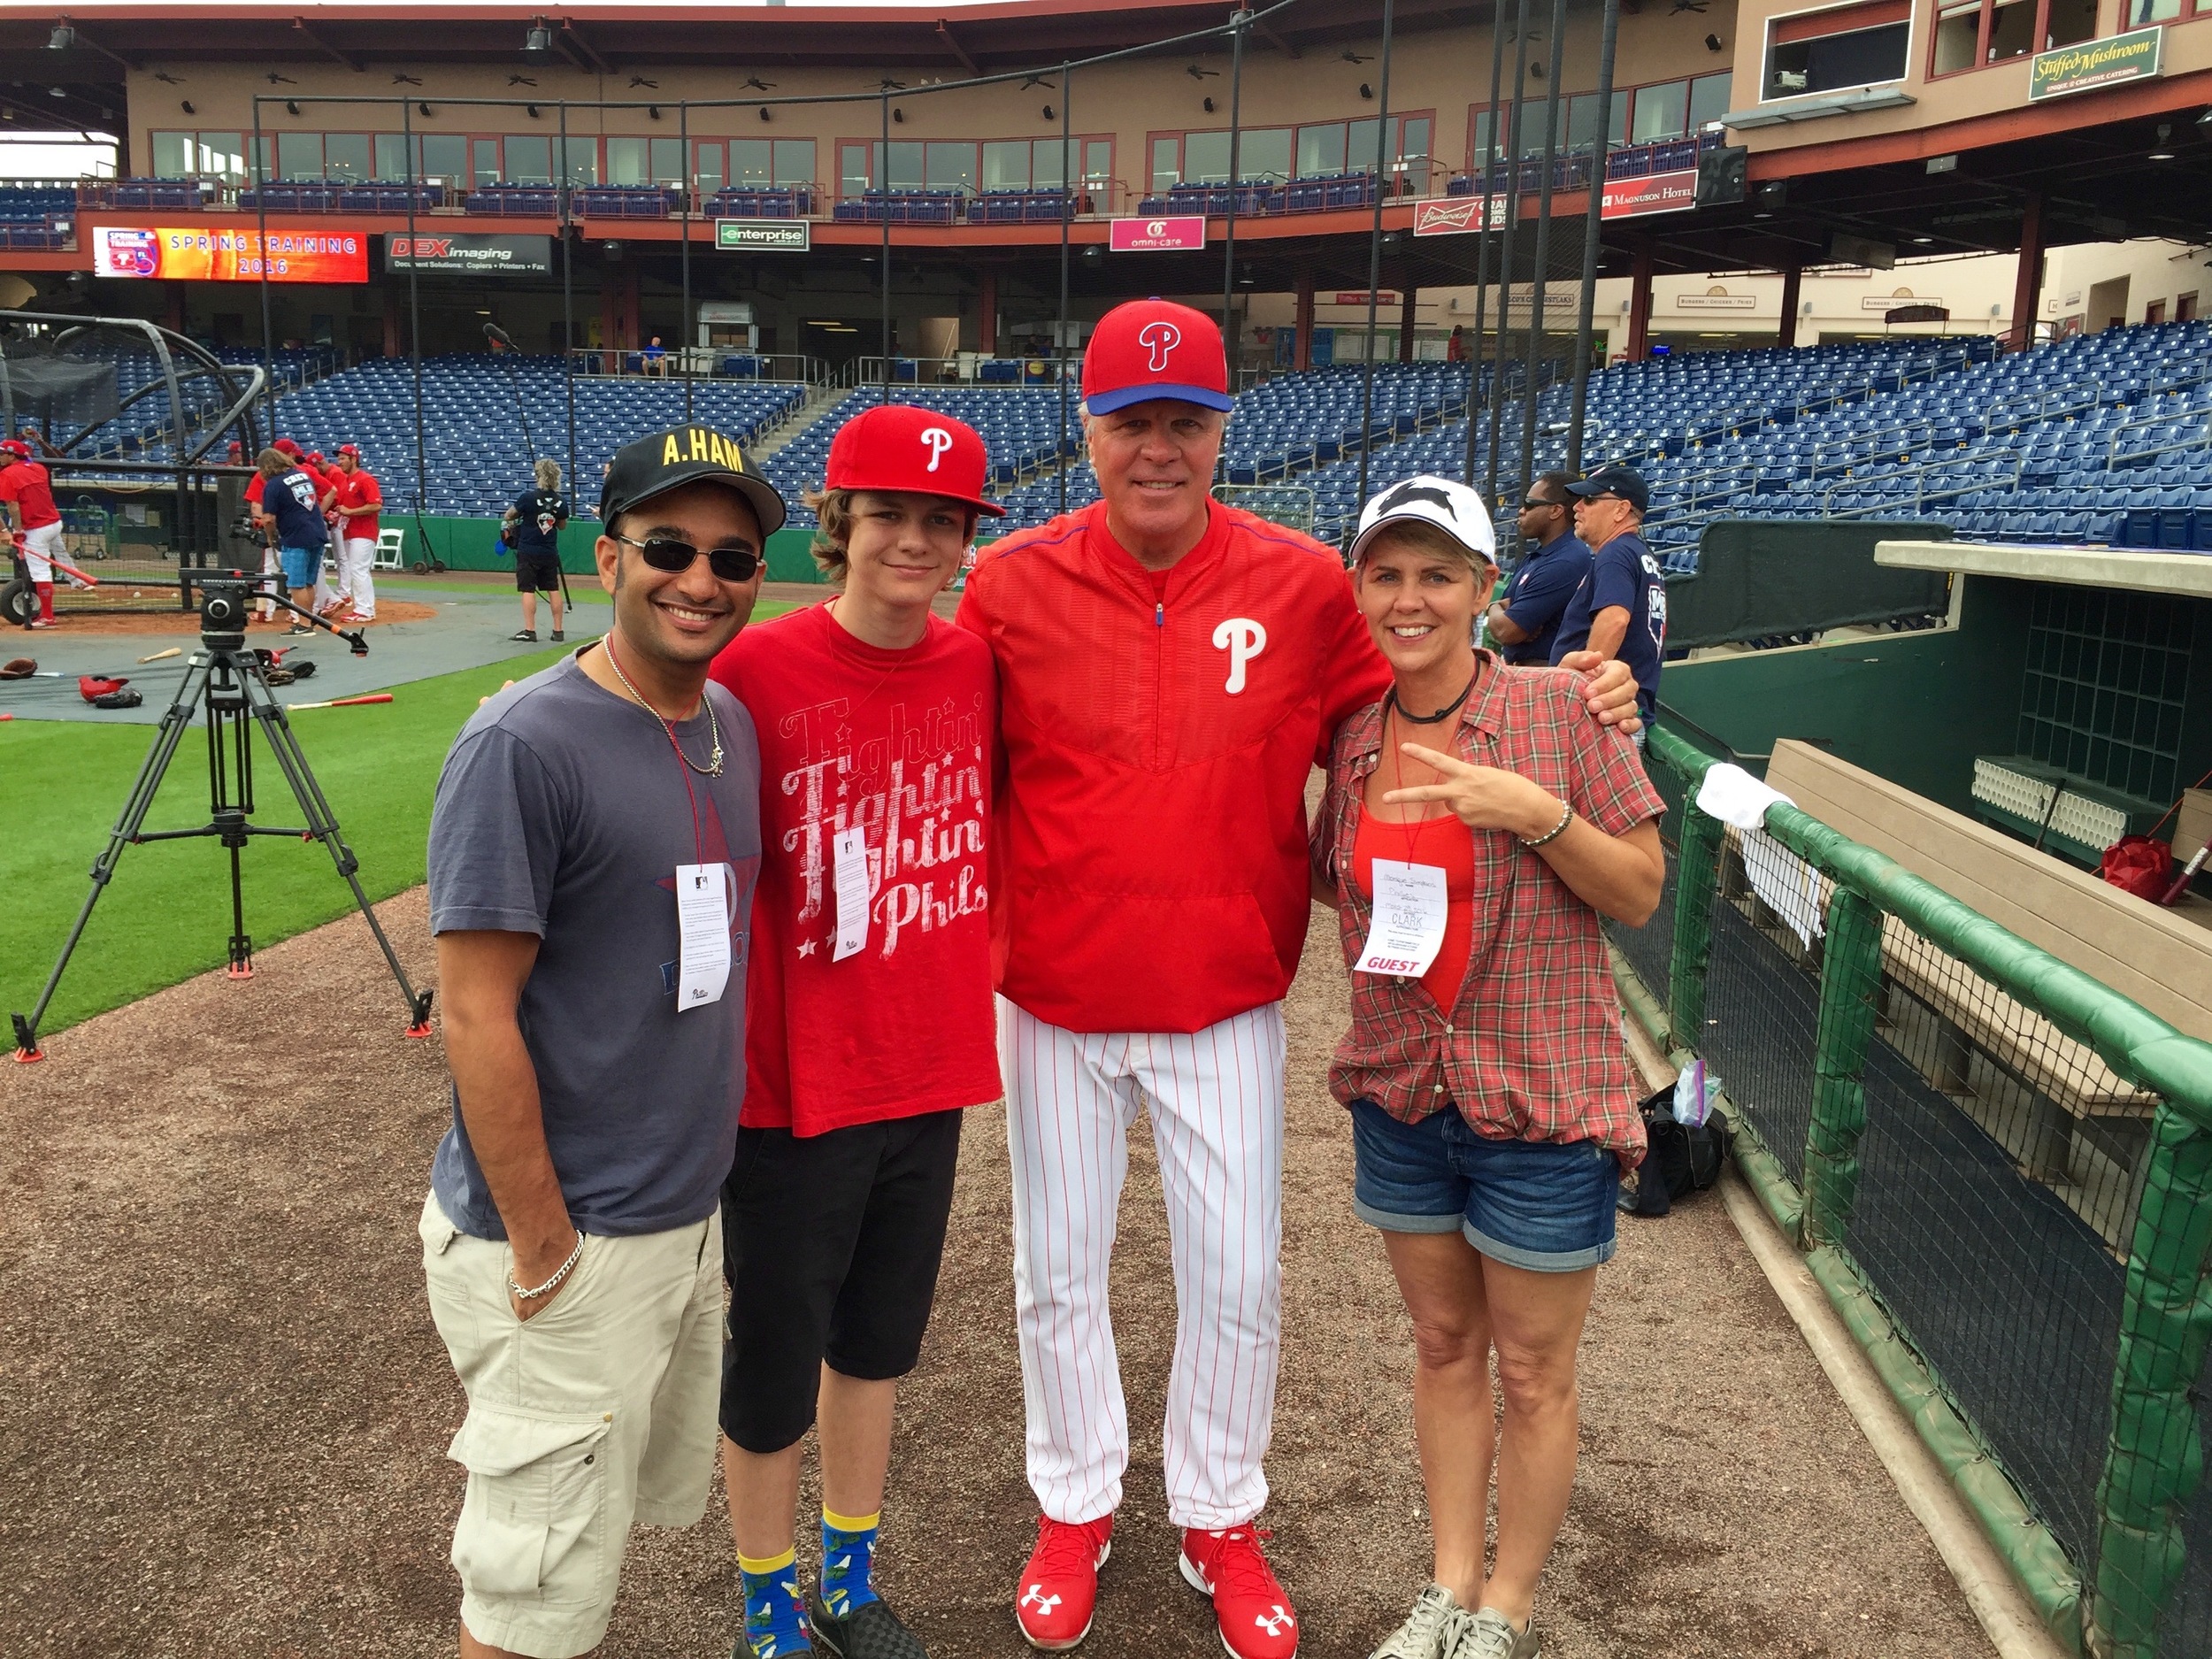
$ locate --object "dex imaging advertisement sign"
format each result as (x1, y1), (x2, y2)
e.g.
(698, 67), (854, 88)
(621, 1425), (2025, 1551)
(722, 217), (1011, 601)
(386, 233), (553, 274)
(1109, 215), (1205, 252)
(93, 225), (367, 282)
(715, 219), (810, 252)
(1600, 170), (1700, 220)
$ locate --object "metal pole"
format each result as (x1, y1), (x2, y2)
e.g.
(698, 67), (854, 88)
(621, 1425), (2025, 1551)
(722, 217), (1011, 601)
(1220, 8), (1247, 389)
(1353, 0), (1395, 527)
(403, 95), (431, 566)
(1517, 0), (1568, 494)
(1483, 0), (1532, 501)
(251, 98), (274, 443)
(1567, 0), (1623, 474)
(1463, 8), (1509, 487)
(561, 103), (576, 511)
(680, 101), (693, 423)
(1057, 65), (1073, 515)
(879, 92), (892, 403)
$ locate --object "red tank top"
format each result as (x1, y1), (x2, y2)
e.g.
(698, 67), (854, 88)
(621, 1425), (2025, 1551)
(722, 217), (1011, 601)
(1349, 804), (1477, 1010)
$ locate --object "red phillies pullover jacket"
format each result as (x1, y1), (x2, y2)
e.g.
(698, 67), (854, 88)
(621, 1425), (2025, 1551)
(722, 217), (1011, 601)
(956, 496), (1390, 1034)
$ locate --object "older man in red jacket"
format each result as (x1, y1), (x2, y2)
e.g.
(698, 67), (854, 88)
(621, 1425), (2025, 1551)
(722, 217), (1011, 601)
(957, 300), (1640, 1659)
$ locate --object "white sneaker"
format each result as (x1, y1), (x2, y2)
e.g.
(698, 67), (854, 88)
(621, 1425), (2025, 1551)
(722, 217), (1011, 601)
(1449, 1609), (1540, 1659)
(1369, 1584), (1466, 1659)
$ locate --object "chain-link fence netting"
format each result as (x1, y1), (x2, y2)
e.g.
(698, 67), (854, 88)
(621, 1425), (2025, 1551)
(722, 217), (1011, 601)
(1696, 831), (1824, 1188)
(1607, 752), (1682, 1010)
(1624, 728), (2212, 1656)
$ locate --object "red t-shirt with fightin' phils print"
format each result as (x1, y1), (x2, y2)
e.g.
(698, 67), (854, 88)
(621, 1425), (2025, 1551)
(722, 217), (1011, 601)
(709, 599), (1002, 1135)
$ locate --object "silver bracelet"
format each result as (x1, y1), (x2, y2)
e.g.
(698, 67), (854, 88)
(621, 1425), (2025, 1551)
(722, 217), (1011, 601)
(1520, 798), (1574, 849)
(511, 1228), (586, 1300)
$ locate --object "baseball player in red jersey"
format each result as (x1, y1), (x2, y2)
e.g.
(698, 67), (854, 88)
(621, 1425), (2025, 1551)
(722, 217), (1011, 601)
(327, 443), (382, 621)
(956, 300), (1642, 1659)
(0, 438), (64, 626)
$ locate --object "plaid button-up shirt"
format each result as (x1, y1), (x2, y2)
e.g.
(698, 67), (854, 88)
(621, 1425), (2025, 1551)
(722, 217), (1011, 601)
(1310, 655), (1666, 1164)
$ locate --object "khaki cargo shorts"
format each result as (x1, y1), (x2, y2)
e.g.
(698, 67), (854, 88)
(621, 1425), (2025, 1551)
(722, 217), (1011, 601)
(420, 1193), (723, 1659)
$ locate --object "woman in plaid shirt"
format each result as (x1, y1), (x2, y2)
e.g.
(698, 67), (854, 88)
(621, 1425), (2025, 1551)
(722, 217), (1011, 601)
(1310, 476), (1666, 1659)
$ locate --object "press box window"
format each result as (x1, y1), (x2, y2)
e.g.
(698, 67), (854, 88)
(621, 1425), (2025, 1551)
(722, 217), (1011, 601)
(1767, 0), (1910, 96)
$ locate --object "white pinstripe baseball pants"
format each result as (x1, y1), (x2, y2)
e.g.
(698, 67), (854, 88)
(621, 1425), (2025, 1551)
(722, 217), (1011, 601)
(1000, 995), (1286, 1532)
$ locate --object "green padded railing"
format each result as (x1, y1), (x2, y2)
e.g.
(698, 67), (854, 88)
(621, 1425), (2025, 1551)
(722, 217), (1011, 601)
(1630, 722), (2212, 1659)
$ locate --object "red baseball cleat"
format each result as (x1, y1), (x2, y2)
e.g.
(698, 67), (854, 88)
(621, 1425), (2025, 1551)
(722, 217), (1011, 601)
(1179, 1525), (1300, 1659)
(1014, 1512), (1113, 1651)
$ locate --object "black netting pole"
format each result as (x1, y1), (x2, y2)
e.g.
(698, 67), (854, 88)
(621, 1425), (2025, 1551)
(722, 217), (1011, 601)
(1463, 7), (1509, 488)
(1483, 0), (1532, 501)
(1353, 0), (1396, 526)
(1567, 0), (1622, 474)
(404, 96), (430, 563)
(680, 101), (693, 423)
(1221, 9), (1246, 394)
(879, 92), (893, 404)
(1516, 0), (1568, 493)
(1057, 65), (1072, 515)
(560, 104), (576, 511)
(251, 98), (274, 443)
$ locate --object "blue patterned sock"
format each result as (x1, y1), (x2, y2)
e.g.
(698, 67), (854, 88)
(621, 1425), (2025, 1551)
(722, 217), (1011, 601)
(739, 1547), (812, 1657)
(818, 1507), (881, 1617)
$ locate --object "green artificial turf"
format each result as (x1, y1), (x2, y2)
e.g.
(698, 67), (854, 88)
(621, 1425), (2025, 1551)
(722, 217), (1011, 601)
(1, 606), (789, 1042)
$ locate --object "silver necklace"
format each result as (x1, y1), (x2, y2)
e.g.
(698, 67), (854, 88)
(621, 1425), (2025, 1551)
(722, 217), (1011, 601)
(603, 638), (725, 776)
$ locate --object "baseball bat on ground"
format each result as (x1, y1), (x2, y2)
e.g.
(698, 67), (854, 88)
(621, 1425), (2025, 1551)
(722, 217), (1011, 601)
(286, 692), (394, 711)
(137, 647), (182, 664)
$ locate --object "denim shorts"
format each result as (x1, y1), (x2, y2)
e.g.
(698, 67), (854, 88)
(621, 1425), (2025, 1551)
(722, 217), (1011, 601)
(1349, 1099), (1620, 1271)
(279, 544), (321, 589)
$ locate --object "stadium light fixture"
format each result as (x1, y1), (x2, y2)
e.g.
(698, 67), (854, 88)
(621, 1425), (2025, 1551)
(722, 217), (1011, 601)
(48, 86), (65, 98)
(47, 22), (74, 51)
(524, 19), (554, 59)
(2149, 124), (2175, 161)
(1041, 104), (1055, 120)
(758, 107), (772, 122)
(180, 100), (195, 115)
(526, 104), (541, 119)
(286, 99), (300, 116)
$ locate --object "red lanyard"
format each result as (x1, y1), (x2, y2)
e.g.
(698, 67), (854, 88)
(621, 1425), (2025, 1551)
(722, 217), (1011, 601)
(603, 634), (708, 868)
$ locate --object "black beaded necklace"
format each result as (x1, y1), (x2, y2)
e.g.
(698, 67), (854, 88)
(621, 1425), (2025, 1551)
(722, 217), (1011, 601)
(1386, 672), (1477, 726)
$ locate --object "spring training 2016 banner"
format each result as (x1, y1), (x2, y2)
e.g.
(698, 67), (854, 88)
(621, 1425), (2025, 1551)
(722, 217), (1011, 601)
(92, 226), (368, 283)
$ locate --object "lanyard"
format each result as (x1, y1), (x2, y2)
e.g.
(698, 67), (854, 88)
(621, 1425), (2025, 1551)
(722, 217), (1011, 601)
(603, 634), (709, 869)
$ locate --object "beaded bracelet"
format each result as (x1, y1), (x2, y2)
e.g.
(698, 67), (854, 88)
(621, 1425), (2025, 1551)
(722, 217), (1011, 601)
(1520, 799), (1574, 849)
(511, 1229), (586, 1301)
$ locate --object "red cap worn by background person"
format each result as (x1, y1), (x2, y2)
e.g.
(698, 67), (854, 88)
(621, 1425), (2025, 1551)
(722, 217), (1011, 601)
(308, 451), (325, 465)
(273, 437), (301, 457)
(825, 403), (1005, 516)
(337, 442), (360, 457)
(0, 440), (28, 459)
(1079, 298), (1234, 417)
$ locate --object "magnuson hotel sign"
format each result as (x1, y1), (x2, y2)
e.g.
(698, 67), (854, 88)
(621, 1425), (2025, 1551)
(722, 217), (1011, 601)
(2030, 27), (2162, 101)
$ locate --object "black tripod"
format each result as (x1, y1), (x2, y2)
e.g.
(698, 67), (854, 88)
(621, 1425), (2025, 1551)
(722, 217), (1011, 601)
(12, 578), (434, 1062)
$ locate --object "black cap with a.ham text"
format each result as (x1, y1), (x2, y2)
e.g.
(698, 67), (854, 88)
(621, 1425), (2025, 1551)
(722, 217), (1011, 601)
(598, 423), (788, 537)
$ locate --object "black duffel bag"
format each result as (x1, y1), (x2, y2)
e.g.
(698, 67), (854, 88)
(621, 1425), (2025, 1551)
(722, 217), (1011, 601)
(1625, 1085), (1732, 1218)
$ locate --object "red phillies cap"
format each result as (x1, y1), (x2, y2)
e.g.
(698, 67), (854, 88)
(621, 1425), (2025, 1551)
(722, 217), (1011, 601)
(336, 442), (360, 457)
(1081, 298), (1233, 416)
(307, 450), (325, 465)
(0, 440), (28, 459)
(825, 403), (1005, 517)
(273, 437), (301, 457)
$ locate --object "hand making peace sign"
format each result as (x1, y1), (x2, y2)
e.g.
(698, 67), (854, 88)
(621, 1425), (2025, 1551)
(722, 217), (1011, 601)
(1381, 742), (1568, 844)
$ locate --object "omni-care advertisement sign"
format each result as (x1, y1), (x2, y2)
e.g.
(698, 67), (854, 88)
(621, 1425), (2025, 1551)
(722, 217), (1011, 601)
(2030, 27), (2162, 99)
(92, 226), (367, 282)
(386, 233), (554, 274)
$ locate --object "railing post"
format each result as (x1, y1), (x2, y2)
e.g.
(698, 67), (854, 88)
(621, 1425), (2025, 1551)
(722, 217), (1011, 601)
(1798, 885), (1885, 1249)
(1666, 797), (1724, 1048)
(2090, 1103), (2212, 1659)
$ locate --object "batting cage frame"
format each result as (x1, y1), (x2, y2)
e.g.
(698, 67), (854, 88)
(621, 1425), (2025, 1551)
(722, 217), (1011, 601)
(1616, 724), (2212, 1659)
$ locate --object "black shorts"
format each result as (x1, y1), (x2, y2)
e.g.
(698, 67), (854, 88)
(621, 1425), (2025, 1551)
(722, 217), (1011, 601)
(513, 550), (563, 592)
(719, 1108), (963, 1453)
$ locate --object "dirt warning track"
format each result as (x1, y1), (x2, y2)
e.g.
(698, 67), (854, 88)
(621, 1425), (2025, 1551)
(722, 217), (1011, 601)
(0, 889), (1995, 1657)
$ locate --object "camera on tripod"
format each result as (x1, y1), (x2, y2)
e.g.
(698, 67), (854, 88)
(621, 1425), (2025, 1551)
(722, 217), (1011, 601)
(200, 578), (255, 644)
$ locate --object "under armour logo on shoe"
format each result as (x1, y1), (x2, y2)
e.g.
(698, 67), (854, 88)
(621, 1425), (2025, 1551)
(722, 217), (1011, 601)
(1021, 1586), (1062, 1613)
(1255, 1606), (1295, 1636)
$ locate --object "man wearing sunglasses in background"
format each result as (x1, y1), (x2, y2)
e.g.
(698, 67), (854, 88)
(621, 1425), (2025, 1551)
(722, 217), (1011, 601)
(421, 425), (778, 1659)
(1481, 470), (1590, 668)
(1551, 465), (1667, 735)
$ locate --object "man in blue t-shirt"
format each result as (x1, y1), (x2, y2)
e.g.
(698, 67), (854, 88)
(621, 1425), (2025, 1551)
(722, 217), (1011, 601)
(1484, 469), (1592, 666)
(1550, 464), (1667, 726)
(503, 457), (572, 642)
(250, 447), (330, 636)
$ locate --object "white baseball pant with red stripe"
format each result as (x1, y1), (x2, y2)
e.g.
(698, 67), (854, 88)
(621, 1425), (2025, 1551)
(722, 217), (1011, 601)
(1001, 995), (1286, 1532)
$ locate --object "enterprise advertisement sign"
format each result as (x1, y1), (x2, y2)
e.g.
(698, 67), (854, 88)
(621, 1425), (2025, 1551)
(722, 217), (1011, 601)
(93, 225), (368, 282)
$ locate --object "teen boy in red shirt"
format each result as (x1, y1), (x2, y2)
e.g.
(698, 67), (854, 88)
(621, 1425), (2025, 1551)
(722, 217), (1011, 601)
(707, 404), (1004, 1659)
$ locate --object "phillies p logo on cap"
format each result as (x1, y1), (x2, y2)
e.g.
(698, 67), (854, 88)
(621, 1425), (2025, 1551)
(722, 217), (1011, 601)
(1082, 299), (1233, 416)
(825, 403), (1006, 516)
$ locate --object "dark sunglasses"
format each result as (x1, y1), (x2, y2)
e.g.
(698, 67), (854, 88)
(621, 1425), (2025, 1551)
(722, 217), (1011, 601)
(614, 531), (760, 583)
(1519, 496), (1563, 511)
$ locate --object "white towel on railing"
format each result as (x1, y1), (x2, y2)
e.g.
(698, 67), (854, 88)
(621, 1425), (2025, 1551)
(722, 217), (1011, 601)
(1696, 763), (1825, 949)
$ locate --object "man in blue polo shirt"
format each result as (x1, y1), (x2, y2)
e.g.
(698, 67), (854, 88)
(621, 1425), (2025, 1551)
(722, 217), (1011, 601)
(1484, 469), (1591, 666)
(1551, 463), (1666, 728)
(250, 446), (330, 637)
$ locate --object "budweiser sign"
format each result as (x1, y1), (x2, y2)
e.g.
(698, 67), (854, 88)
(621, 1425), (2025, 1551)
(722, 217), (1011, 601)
(1412, 196), (1506, 236)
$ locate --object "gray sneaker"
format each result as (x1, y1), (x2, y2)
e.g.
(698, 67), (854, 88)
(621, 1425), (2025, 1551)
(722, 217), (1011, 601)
(1449, 1608), (1540, 1659)
(1368, 1584), (1467, 1659)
